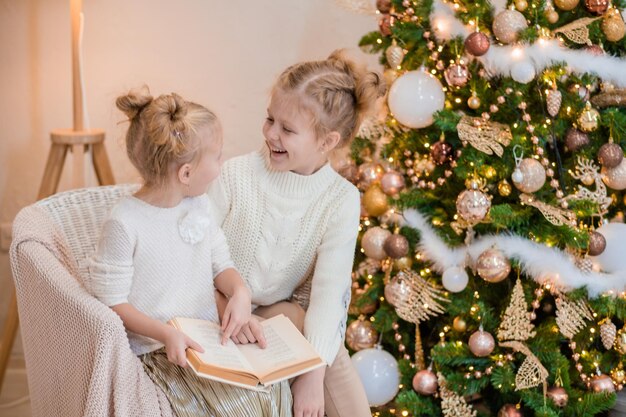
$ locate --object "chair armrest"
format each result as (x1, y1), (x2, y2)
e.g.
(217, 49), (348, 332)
(10, 240), (174, 417)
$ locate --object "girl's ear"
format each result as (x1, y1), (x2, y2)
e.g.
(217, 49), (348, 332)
(320, 131), (341, 153)
(178, 163), (192, 185)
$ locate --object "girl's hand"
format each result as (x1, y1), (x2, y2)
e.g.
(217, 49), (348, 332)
(163, 325), (204, 367)
(291, 367), (326, 417)
(221, 286), (252, 344)
(230, 316), (267, 348)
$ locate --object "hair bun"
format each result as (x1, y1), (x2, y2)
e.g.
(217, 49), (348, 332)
(116, 85), (153, 120)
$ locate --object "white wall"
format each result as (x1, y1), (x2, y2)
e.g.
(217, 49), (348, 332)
(0, 0), (380, 358)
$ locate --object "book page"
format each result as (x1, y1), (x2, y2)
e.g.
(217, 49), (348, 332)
(172, 318), (254, 373)
(239, 315), (322, 378)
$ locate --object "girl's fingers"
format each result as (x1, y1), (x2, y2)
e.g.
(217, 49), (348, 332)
(250, 320), (267, 348)
(187, 337), (204, 353)
(242, 325), (256, 343)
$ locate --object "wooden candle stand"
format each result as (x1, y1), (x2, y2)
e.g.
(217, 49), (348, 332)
(0, 0), (115, 393)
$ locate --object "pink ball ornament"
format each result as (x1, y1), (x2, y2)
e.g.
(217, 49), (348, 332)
(469, 327), (495, 357)
(412, 369), (438, 395)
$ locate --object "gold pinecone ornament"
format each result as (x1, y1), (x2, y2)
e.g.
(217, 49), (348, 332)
(546, 87), (562, 117)
(600, 319), (617, 350)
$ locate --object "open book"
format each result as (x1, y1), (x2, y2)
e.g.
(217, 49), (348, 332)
(170, 314), (325, 391)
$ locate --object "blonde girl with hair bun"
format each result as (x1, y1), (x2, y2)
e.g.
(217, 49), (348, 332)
(210, 50), (386, 417)
(88, 86), (292, 417)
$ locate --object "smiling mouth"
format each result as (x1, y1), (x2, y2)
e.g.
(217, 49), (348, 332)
(266, 142), (288, 154)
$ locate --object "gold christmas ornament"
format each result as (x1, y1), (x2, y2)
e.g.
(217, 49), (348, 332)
(520, 194), (577, 227)
(515, 0), (528, 11)
(615, 326), (626, 354)
(567, 157), (612, 219)
(361, 226), (392, 260)
(546, 87), (562, 117)
(453, 316), (468, 332)
(611, 367), (626, 384)
(393, 256), (413, 271)
(392, 270), (449, 324)
(492, 9), (529, 44)
(577, 102), (600, 132)
(592, 87), (626, 107)
(546, 8), (560, 24)
(602, 158), (626, 190)
(600, 318), (617, 350)
(469, 326), (495, 357)
(385, 41), (405, 68)
(500, 340), (549, 391)
(512, 158), (546, 193)
(467, 92), (481, 109)
(602, 8), (626, 42)
(498, 179), (513, 196)
(554, 16), (601, 44)
(413, 369), (438, 395)
(346, 319), (378, 351)
(555, 0), (580, 11)
(457, 115), (513, 157)
(482, 165), (497, 180)
(438, 373), (477, 417)
(555, 294), (594, 339)
(363, 185), (389, 217)
(497, 278), (536, 341)
(547, 386), (569, 408)
(477, 248), (511, 283)
(590, 374), (616, 393)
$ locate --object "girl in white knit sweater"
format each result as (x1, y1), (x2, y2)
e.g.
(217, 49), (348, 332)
(209, 51), (386, 417)
(89, 87), (291, 417)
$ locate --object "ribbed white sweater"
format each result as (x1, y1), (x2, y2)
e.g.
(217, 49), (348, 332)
(87, 195), (234, 355)
(208, 149), (360, 364)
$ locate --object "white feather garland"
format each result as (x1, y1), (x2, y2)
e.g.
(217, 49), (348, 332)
(403, 209), (626, 297)
(430, 0), (626, 87)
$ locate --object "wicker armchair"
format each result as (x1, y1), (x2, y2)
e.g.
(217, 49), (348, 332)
(9, 185), (174, 417)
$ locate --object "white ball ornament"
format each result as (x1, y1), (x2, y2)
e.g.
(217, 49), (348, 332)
(511, 61), (536, 84)
(388, 69), (445, 128)
(442, 266), (469, 293)
(352, 347), (400, 406)
(602, 158), (626, 190)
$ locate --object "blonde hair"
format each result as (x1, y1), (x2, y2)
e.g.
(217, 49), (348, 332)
(116, 86), (220, 186)
(273, 50), (386, 147)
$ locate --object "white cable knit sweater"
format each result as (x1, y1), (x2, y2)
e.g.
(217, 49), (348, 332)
(87, 194), (234, 355)
(207, 149), (360, 365)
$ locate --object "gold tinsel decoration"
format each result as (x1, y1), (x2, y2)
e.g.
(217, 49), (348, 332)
(519, 194), (577, 227)
(457, 116), (512, 157)
(555, 294), (594, 339)
(437, 373), (477, 417)
(497, 278), (537, 342)
(600, 319), (617, 350)
(554, 16), (602, 45)
(393, 270), (450, 324)
(500, 341), (549, 393)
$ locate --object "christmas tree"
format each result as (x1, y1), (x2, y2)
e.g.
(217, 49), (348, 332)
(338, 0), (626, 415)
